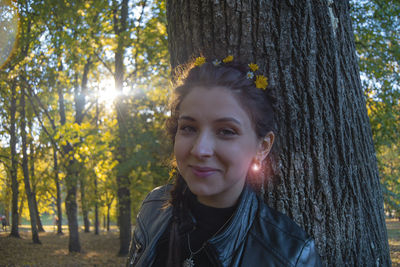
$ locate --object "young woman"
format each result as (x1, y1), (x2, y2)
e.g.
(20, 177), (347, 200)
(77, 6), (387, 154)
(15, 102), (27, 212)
(127, 57), (322, 267)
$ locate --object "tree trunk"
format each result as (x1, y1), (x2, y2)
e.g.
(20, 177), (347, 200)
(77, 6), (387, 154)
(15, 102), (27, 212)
(18, 194), (24, 226)
(94, 177), (99, 235)
(65, 169), (80, 252)
(107, 203), (111, 232)
(53, 148), (63, 235)
(29, 137), (45, 233)
(20, 87), (40, 244)
(166, 0), (390, 265)
(113, 0), (131, 256)
(9, 81), (20, 238)
(58, 79), (81, 252)
(32, 191), (45, 232)
(80, 179), (90, 233)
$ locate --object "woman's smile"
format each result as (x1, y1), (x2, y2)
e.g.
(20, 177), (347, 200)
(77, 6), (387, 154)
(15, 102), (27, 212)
(189, 165), (221, 178)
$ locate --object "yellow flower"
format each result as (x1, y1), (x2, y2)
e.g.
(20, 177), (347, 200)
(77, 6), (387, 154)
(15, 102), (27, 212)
(223, 55), (233, 63)
(194, 56), (206, 66)
(248, 63), (259, 72)
(169, 168), (177, 179)
(255, 75), (268, 90)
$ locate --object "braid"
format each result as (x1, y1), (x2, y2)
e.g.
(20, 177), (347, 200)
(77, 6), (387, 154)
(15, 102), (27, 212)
(166, 174), (188, 267)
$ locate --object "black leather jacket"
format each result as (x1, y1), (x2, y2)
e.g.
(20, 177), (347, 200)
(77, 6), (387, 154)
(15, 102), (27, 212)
(127, 185), (322, 266)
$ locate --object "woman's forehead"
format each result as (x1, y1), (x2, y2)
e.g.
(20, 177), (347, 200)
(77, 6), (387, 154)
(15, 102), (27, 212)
(178, 86), (253, 126)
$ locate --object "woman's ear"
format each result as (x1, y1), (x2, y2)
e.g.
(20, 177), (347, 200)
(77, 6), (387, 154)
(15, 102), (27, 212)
(257, 131), (275, 161)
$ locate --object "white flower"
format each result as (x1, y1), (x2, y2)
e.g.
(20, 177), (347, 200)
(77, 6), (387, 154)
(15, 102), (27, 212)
(246, 71), (254, 79)
(212, 59), (221, 66)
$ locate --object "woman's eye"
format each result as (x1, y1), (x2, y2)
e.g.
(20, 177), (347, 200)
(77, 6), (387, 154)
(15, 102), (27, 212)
(218, 128), (237, 137)
(178, 125), (195, 134)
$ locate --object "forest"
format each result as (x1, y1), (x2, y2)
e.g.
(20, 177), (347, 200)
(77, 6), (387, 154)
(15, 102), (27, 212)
(0, 0), (399, 265)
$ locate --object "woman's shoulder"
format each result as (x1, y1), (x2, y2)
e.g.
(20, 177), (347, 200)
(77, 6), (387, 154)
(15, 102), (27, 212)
(137, 184), (173, 223)
(247, 199), (321, 266)
(256, 201), (309, 241)
(142, 184), (173, 203)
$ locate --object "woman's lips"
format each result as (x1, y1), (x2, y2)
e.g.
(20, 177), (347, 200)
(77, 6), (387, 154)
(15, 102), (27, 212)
(190, 165), (219, 177)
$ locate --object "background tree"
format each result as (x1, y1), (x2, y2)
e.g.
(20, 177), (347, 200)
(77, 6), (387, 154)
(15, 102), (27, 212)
(166, 0), (390, 265)
(351, 0), (400, 217)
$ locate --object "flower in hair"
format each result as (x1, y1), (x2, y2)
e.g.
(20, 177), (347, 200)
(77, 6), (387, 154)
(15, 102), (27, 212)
(246, 71), (254, 79)
(212, 59), (221, 66)
(194, 56), (206, 66)
(255, 75), (268, 90)
(222, 55), (233, 63)
(248, 63), (259, 72)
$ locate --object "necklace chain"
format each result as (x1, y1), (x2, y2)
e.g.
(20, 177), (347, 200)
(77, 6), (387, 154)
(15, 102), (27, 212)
(183, 211), (235, 267)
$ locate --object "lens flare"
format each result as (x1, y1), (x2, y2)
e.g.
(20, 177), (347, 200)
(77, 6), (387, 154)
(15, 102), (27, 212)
(252, 163), (260, 172)
(0, 0), (19, 70)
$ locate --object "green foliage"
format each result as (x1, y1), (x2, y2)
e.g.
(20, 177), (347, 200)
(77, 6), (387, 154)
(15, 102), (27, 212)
(0, 0), (171, 229)
(351, 0), (400, 213)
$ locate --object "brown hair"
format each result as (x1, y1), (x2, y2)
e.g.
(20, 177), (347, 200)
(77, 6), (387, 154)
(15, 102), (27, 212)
(165, 61), (276, 266)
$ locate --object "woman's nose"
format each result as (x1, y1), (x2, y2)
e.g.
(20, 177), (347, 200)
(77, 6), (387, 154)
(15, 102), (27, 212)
(190, 132), (214, 158)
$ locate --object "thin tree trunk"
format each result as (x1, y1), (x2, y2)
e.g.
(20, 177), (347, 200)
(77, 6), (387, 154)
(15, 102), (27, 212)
(113, 0), (131, 256)
(20, 87), (40, 244)
(107, 203), (111, 232)
(80, 179), (90, 233)
(32, 191), (45, 232)
(53, 148), (63, 235)
(166, 0), (390, 265)
(94, 177), (99, 235)
(94, 95), (99, 236)
(18, 194), (24, 226)
(58, 76), (81, 252)
(65, 171), (80, 251)
(9, 81), (19, 238)
(29, 137), (45, 232)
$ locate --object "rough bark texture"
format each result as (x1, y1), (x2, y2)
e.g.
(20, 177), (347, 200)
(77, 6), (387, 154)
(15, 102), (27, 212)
(20, 87), (40, 244)
(9, 82), (19, 238)
(113, 0), (131, 256)
(166, 0), (390, 265)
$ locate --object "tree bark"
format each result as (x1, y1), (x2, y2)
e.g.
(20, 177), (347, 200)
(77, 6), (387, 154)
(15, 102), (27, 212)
(18, 193), (24, 225)
(80, 179), (90, 233)
(29, 134), (45, 233)
(113, 0), (131, 256)
(53, 148), (63, 234)
(9, 81), (20, 238)
(58, 77), (81, 252)
(94, 176), (99, 235)
(107, 203), (111, 232)
(32, 191), (45, 232)
(166, 0), (390, 265)
(20, 87), (40, 244)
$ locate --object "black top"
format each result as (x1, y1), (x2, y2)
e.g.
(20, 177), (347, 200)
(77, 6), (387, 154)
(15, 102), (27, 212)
(152, 192), (237, 267)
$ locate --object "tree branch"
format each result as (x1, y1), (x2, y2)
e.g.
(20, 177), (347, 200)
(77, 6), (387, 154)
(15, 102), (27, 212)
(95, 52), (115, 76)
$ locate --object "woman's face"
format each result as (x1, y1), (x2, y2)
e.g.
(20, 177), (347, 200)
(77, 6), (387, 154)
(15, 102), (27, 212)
(174, 86), (263, 208)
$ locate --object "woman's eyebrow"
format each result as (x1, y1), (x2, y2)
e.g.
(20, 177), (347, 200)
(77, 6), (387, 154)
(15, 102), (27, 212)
(178, 116), (241, 126)
(215, 117), (241, 126)
(178, 115), (195, 121)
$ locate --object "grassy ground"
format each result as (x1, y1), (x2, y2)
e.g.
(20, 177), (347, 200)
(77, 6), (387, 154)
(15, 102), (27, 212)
(0, 220), (399, 266)
(387, 219), (400, 266)
(0, 225), (126, 266)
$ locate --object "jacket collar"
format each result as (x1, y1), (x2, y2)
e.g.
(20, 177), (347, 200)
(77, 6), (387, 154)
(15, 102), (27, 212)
(208, 185), (258, 264)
